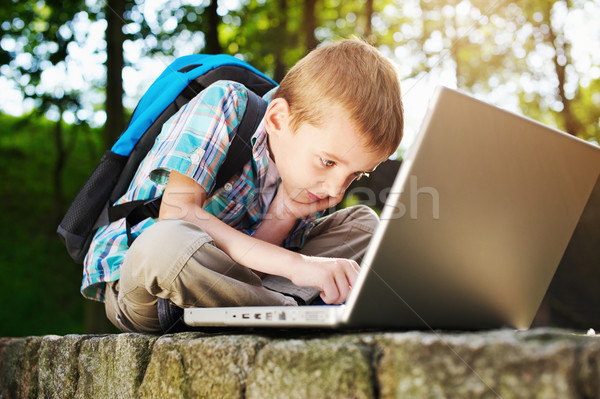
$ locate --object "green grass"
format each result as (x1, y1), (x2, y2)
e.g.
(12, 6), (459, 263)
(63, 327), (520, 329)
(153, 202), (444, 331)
(0, 113), (112, 337)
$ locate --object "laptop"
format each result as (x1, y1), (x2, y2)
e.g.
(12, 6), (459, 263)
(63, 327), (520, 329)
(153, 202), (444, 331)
(184, 86), (600, 330)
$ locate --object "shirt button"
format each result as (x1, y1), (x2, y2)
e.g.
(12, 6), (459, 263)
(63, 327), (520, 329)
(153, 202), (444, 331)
(190, 154), (200, 163)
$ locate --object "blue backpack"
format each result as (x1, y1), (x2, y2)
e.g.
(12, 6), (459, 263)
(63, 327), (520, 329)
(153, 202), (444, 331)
(58, 54), (277, 263)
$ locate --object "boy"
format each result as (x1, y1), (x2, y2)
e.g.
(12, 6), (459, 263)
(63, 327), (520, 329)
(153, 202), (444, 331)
(83, 39), (404, 333)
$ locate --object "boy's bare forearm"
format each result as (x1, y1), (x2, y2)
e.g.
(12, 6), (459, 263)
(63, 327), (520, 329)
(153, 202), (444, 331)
(160, 171), (301, 279)
(252, 208), (297, 246)
(196, 208), (300, 277)
(161, 202), (299, 279)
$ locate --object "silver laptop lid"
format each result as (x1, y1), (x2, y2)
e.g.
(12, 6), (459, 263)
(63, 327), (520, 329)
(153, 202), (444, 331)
(343, 86), (600, 330)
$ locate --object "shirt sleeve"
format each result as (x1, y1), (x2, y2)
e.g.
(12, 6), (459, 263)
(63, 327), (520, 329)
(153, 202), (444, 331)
(147, 80), (248, 194)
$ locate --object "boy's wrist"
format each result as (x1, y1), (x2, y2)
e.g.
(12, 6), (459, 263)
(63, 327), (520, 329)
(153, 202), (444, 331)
(278, 251), (305, 282)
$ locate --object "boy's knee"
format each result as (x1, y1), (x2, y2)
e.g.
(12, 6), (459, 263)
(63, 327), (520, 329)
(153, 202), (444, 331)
(123, 220), (213, 286)
(132, 219), (211, 252)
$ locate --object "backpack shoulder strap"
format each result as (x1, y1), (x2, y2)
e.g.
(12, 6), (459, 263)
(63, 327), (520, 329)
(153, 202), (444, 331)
(109, 87), (268, 246)
(214, 88), (268, 189)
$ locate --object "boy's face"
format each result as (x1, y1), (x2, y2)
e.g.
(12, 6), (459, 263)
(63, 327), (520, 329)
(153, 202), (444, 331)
(266, 99), (385, 205)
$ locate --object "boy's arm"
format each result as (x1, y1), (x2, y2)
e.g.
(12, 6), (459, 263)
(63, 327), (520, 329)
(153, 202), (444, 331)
(160, 171), (359, 304)
(251, 183), (339, 247)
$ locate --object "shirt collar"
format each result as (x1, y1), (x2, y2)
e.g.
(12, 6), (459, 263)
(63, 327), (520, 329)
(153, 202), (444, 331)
(250, 86), (277, 159)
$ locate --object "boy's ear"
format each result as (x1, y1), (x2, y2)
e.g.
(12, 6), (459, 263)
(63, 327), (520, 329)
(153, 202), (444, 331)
(264, 97), (291, 136)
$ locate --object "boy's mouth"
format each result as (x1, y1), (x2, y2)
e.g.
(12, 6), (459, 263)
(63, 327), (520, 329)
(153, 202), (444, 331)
(306, 190), (325, 202)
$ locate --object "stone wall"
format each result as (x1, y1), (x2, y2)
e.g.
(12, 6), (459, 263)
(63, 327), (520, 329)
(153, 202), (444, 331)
(1, 328), (599, 398)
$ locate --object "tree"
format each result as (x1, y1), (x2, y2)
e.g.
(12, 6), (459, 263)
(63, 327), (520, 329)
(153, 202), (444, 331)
(104, 0), (126, 148)
(303, 0), (319, 50)
(0, 0), (91, 214)
(204, 0), (223, 54)
(373, 0), (599, 143)
(224, 0), (301, 80)
(511, 0), (598, 140)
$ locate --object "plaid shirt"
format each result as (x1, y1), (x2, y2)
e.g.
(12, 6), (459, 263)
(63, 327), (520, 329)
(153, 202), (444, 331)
(82, 81), (319, 301)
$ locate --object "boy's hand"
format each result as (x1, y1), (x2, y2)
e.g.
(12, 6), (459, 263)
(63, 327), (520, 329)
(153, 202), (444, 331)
(288, 255), (360, 304)
(254, 185), (343, 248)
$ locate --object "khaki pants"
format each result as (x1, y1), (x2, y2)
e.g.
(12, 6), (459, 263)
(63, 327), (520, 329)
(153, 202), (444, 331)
(104, 205), (378, 333)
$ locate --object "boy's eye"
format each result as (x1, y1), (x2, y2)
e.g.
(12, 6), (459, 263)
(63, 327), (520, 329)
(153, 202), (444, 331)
(321, 158), (335, 167)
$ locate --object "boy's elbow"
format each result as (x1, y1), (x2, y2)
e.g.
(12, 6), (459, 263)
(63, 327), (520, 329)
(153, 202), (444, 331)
(160, 170), (208, 222)
(158, 204), (183, 222)
(158, 198), (197, 222)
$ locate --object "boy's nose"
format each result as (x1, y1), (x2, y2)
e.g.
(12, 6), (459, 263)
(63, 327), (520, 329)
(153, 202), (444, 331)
(324, 175), (353, 198)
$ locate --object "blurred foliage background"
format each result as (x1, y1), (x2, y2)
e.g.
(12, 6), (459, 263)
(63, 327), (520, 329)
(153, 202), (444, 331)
(0, 0), (599, 336)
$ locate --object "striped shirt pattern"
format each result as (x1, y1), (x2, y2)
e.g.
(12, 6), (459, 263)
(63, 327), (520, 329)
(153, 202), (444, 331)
(82, 81), (318, 301)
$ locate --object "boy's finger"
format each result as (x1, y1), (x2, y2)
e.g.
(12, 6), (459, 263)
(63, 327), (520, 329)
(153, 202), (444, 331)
(312, 195), (342, 213)
(326, 195), (344, 208)
(347, 262), (360, 286)
(321, 279), (340, 304)
(346, 271), (358, 288)
(334, 274), (351, 304)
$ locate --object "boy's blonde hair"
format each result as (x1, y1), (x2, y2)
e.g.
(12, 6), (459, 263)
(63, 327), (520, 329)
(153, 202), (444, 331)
(274, 38), (404, 156)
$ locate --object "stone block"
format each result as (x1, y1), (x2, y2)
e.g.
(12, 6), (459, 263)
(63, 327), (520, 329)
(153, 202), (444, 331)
(37, 335), (87, 398)
(1, 328), (599, 398)
(75, 333), (157, 398)
(0, 336), (43, 399)
(246, 335), (374, 399)
(138, 332), (268, 398)
(372, 328), (600, 399)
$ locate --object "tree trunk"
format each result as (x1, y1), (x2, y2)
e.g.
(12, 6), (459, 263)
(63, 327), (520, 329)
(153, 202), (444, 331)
(303, 0), (318, 52)
(548, 24), (580, 136)
(365, 0), (374, 42)
(104, 0), (126, 149)
(274, 0), (288, 82)
(541, 2), (580, 137)
(204, 0), (222, 54)
(53, 115), (66, 219)
(84, 300), (118, 334)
